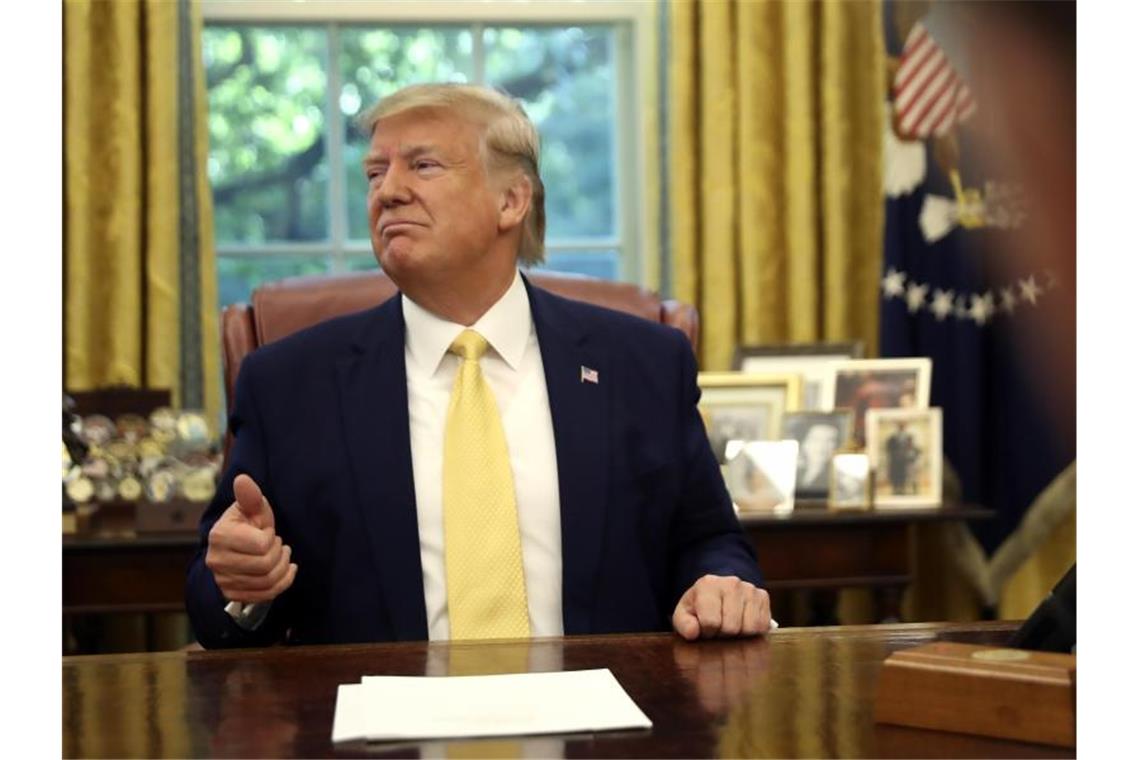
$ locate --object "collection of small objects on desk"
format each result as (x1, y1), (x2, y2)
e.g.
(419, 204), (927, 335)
(62, 400), (221, 529)
(700, 355), (944, 515)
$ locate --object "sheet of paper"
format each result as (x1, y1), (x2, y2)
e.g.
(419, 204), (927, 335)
(332, 668), (651, 743)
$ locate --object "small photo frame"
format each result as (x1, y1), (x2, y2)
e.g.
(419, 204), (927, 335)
(829, 453), (872, 511)
(866, 407), (943, 508)
(733, 342), (864, 411)
(780, 410), (855, 498)
(724, 440), (799, 515)
(824, 357), (933, 445)
(698, 372), (802, 464)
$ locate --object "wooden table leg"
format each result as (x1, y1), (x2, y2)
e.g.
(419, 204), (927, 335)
(874, 585), (905, 623)
(808, 590), (841, 626)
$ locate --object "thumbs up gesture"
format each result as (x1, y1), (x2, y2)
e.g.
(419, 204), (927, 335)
(206, 474), (298, 604)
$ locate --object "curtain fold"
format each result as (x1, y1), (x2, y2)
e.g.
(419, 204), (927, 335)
(669, 0), (884, 370)
(64, 0), (220, 424)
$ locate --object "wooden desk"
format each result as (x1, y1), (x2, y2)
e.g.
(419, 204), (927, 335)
(740, 503), (993, 622)
(62, 621), (1069, 758)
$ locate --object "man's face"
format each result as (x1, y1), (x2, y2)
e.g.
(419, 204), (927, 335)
(801, 424), (839, 465)
(363, 108), (505, 290)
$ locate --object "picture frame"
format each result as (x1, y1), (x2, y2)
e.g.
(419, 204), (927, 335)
(829, 452), (872, 511)
(698, 372), (803, 465)
(724, 440), (799, 515)
(824, 357), (933, 445)
(865, 407), (943, 509)
(733, 342), (864, 411)
(780, 410), (855, 498)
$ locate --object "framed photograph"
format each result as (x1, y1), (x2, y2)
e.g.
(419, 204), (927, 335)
(780, 411), (855, 498)
(724, 440), (799, 515)
(698, 372), (802, 464)
(824, 357), (932, 445)
(733, 342), (864, 411)
(829, 453), (872, 511)
(865, 407), (943, 508)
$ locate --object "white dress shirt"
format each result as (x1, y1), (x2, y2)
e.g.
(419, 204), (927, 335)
(403, 269), (564, 640)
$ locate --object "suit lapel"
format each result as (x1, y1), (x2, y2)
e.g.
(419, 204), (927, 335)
(335, 296), (428, 640)
(525, 278), (610, 635)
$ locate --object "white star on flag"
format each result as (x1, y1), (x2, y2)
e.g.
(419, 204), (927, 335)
(954, 296), (969, 320)
(882, 268), (907, 299)
(1000, 287), (1018, 314)
(968, 292), (996, 326)
(931, 289), (955, 321)
(905, 282), (929, 313)
(1019, 275), (1043, 306)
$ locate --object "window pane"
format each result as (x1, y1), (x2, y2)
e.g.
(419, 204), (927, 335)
(532, 250), (620, 281)
(217, 255), (330, 306)
(340, 27), (473, 240)
(484, 26), (616, 240)
(345, 253), (382, 273)
(204, 26), (329, 244)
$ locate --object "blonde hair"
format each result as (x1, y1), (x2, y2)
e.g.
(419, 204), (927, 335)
(358, 83), (546, 265)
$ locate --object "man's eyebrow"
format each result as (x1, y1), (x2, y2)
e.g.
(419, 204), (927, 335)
(362, 143), (441, 168)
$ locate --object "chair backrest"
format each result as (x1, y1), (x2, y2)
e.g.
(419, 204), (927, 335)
(220, 269), (699, 415)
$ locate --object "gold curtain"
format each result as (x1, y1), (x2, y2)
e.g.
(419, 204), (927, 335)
(669, 0), (885, 370)
(64, 0), (220, 423)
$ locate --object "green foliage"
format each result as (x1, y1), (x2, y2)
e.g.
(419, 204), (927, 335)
(485, 26), (615, 239)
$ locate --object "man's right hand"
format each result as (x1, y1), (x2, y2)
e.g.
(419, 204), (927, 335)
(206, 474), (298, 604)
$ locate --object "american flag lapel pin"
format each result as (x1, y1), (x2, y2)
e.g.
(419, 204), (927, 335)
(580, 365), (599, 384)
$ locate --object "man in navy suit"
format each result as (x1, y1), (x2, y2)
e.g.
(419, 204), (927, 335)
(187, 83), (770, 648)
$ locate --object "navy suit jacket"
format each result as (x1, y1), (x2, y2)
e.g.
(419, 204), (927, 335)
(186, 278), (763, 648)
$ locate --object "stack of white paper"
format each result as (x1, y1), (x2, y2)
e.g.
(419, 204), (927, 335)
(331, 668), (652, 744)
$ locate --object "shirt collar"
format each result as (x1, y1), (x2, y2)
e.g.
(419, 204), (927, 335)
(401, 269), (531, 374)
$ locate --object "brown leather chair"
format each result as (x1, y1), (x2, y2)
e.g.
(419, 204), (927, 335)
(220, 269), (699, 416)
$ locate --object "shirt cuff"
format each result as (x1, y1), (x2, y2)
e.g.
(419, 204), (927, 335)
(224, 600), (272, 631)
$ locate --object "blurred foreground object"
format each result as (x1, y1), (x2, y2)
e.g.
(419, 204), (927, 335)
(880, 0), (1075, 613)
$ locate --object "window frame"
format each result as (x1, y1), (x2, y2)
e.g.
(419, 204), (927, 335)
(201, 0), (660, 289)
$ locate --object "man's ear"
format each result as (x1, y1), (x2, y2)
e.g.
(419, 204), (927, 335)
(497, 173), (532, 233)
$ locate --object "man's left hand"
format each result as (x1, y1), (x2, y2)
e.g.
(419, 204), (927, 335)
(672, 575), (772, 640)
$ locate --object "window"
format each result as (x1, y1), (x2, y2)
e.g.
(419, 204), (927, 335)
(202, 1), (658, 307)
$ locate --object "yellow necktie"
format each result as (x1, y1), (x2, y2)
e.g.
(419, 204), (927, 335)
(443, 329), (531, 640)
